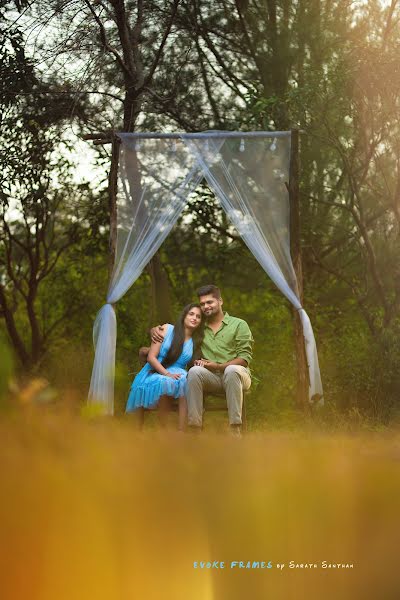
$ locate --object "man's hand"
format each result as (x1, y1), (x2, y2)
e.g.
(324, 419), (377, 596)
(194, 359), (221, 372)
(150, 325), (165, 344)
(204, 361), (222, 372)
(194, 359), (209, 368)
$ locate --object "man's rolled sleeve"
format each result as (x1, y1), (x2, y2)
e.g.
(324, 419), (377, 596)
(235, 321), (254, 366)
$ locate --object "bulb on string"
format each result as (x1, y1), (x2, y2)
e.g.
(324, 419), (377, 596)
(239, 138), (245, 152)
(204, 138), (210, 152)
(171, 139), (177, 152)
(270, 138), (277, 152)
(273, 168), (285, 181)
(134, 139), (141, 151)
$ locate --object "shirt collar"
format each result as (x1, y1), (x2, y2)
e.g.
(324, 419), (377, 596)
(205, 311), (230, 329)
(222, 311), (230, 324)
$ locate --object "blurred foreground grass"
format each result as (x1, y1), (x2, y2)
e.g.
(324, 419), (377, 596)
(0, 412), (399, 600)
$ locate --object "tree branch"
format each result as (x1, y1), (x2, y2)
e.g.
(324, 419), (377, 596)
(310, 247), (377, 336)
(83, 0), (131, 77)
(141, 0), (181, 91)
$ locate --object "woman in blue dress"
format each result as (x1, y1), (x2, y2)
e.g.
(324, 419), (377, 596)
(126, 303), (204, 429)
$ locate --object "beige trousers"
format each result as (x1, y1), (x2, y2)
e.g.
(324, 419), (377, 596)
(186, 365), (252, 427)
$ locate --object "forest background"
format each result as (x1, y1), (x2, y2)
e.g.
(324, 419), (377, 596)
(1, 0), (400, 426)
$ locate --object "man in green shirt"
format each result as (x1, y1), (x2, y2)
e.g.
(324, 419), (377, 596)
(187, 284), (253, 432)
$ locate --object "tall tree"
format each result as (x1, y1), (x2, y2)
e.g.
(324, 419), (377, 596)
(0, 13), (102, 369)
(182, 1), (400, 336)
(21, 0), (199, 323)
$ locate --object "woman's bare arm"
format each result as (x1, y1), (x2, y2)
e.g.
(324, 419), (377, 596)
(147, 324), (181, 379)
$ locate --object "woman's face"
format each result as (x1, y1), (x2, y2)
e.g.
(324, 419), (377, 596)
(184, 306), (202, 330)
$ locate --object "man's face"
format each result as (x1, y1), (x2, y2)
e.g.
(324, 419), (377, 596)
(198, 294), (223, 318)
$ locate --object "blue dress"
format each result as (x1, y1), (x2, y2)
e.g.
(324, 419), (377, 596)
(126, 325), (194, 411)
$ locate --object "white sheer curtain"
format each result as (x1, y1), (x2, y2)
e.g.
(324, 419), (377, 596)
(88, 132), (323, 415)
(181, 135), (323, 403)
(88, 135), (223, 413)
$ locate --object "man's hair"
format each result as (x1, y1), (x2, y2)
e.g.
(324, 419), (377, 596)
(196, 284), (221, 299)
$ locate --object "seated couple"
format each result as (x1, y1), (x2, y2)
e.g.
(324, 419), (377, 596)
(126, 285), (253, 432)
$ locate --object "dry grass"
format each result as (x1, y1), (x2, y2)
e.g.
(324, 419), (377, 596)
(0, 412), (399, 600)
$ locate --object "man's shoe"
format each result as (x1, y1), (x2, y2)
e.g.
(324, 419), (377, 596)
(230, 424), (242, 437)
(187, 425), (202, 434)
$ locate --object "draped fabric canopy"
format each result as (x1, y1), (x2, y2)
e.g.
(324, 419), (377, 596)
(88, 131), (323, 415)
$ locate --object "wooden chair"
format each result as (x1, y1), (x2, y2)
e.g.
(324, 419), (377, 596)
(134, 349), (249, 430)
(134, 392), (248, 431)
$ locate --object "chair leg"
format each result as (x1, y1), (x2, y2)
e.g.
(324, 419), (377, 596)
(138, 346), (150, 366)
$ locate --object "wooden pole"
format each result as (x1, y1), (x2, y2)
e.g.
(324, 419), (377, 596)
(108, 135), (120, 281)
(289, 129), (309, 409)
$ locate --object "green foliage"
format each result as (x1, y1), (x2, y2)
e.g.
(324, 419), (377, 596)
(0, 10), (109, 371)
(1, 0), (400, 425)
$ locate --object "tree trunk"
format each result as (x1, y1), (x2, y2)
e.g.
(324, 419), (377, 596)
(97, 0), (173, 323)
(0, 287), (30, 369)
(108, 136), (120, 282)
(26, 281), (42, 368)
(289, 129), (309, 409)
(108, 131), (172, 325)
(147, 253), (172, 325)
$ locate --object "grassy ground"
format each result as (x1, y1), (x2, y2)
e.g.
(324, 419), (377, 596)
(0, 408), (399, 600)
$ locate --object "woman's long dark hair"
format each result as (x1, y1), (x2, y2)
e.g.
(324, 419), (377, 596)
(162, 303), (205, 369)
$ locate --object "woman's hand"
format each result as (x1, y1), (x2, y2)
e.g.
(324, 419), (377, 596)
(165, 371), (182, 380)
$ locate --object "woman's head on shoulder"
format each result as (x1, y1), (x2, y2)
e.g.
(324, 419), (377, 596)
(180, 302), (204, 333)
(161, 303), (204, 368)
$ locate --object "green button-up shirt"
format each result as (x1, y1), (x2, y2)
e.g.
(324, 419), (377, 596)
(201, 312), (253, 366)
